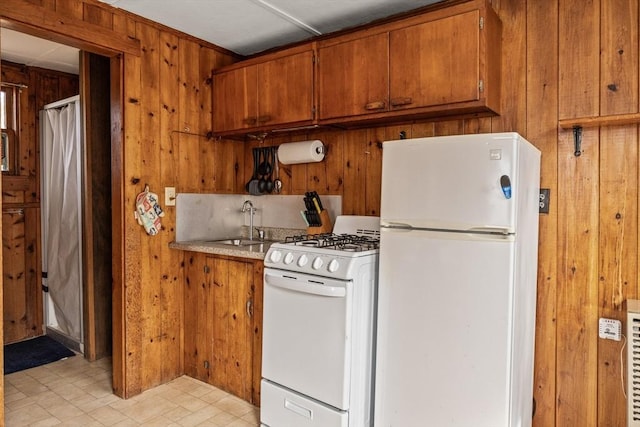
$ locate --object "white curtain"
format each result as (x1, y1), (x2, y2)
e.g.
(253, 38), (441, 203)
(41, 96), (83, 342)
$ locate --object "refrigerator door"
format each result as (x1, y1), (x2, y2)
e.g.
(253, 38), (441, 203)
(381, 132), (540, 232)
(374, 227), (532, 427)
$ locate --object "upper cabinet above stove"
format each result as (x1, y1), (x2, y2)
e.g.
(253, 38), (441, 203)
(317, 0), (501, 125)
(211, 0), (501, 137)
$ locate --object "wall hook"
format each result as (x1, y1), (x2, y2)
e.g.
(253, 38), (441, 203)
(572, 126), (582, 157)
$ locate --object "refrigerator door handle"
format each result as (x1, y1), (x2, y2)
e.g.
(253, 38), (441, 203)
(467, 226), (514, 235)
(381, 222), (413, 230)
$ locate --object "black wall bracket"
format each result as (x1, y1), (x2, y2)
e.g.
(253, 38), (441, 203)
(572, 126), (583, 157)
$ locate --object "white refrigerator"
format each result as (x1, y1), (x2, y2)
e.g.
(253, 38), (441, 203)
(374, 132), (541, 427)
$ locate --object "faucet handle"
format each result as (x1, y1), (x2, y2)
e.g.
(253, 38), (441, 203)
(255, 228), (265, 240)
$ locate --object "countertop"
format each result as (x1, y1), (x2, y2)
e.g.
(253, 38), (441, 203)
(169, 239), (275, 260)
(169, 226), (305, 260)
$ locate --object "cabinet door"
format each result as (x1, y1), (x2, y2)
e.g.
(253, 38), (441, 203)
(212, 65), (258, 132)
(389, 9), (480, 110)
(258, 50), (314, 127)
(183, 252), (213, 382)
(211, 257), (254, 402)
(318, 33), (389, 120)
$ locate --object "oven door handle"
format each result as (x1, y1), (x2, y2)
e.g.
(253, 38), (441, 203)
(265, 273), (346, 298)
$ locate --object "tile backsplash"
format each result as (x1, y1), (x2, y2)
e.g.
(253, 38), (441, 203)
(175, 193), (342, 242)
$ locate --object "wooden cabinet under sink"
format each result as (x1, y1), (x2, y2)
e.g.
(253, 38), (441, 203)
(183, 252), (263, 405)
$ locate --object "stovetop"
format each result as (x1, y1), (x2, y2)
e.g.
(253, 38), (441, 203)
(282, 233), (380, 252)
(264, 216), (380, 280)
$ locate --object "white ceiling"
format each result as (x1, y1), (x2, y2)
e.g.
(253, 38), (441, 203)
(0, 0), (443, 74)
(1, 28), (80, 74)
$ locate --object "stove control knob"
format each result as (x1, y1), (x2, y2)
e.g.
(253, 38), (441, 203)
(283, 252), (295, 265)
(269, 250), (282, 263)
(312, 257), (324, 270)
(328, 259), (340, 273)
(297, 254), (308, 267)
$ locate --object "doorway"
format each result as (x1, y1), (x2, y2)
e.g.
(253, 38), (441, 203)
(1, 31), (114, 361)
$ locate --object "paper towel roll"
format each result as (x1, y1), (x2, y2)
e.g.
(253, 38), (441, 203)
(278, 140), (325, 165)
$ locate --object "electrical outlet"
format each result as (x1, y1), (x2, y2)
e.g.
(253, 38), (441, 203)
(598, 318), (621, 341)
(539, 189), (550, 214)
(165, 187), (176, 206)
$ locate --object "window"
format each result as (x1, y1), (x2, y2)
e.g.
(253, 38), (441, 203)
(0, 84), (19, 174)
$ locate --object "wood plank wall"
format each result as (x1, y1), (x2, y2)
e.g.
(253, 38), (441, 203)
(1, 0), (638, 425)
(1, 0), (237, 400)
(207, 1), (637, 425)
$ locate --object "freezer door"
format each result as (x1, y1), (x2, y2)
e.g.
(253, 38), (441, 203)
(374, 228), (533, 427)
(381, 132), (540, 232)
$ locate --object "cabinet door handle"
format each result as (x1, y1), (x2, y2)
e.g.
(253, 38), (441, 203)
(242, 117), (257, 126)
(364, 100), (386, 110)
(256, 115), (272, 123)
(246, 299), (253, 317)
(390, 97), (413, 107)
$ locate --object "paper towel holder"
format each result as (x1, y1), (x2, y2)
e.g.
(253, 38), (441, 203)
(278, 140), (326, 165)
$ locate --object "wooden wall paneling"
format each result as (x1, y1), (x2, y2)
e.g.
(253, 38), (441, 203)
(289, 154), (308, 195)
(365, 127), (386, 217)
(158, 29), (183, 382)
(463, 117), (492, 134)
(199, 47), (216, 193)
(178, 39), (202, 193)
(306, 130), (344, 195)
(121, 49), (143, 397)
(137, 22), (164, 390)
(24, 208), (40, 339)
(490, 0), (526, 134)
(557, 0), (600, 425)
(410, 121), (435, 138)
(212, 139), (240, 193)
(433, 119), (464, 136)
(597, 2), (639, 425)
(341, 129), (368, 215)
(558, 0), (600, 120)
(83, 2), (113, 29)
(2, 210), (27, 344)
(54, 0), (84, 20)
(526, 0), (559, 425)
(556, 128), (600, 426)
(598, 126), (637, 427)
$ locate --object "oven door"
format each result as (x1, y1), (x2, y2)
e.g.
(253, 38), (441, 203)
(262, 267), (352, 410)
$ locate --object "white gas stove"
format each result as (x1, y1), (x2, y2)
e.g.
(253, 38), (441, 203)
(261, 215), (380, 427)
(264, 215), (380, 280)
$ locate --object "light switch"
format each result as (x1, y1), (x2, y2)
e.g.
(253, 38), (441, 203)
(165, 187), (176, 206)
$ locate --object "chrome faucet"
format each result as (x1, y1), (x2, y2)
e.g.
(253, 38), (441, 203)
(241, 200), (256, 241)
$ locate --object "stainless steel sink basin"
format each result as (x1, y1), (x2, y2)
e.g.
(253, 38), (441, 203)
(206, 238), (275, 247)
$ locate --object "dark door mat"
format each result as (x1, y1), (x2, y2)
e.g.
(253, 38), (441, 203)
(4, 335), (75, 375)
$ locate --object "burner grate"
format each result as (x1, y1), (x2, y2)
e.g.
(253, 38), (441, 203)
(283, 233), (379, 251)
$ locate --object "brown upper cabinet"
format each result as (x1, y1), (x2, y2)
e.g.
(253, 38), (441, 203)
(318, 0), (501, 124)
(212, 46), (315, 135)
(212, 0), (501, 136)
